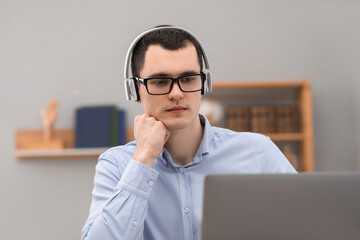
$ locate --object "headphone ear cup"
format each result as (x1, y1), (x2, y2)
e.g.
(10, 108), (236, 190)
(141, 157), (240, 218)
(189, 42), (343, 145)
(133, 79), (140, 101)
(124, 78), (140, 101)
(204, 72), (212, 94)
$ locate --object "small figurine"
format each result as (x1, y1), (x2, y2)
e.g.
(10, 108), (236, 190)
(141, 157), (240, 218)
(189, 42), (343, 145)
(40, 98), (58, 140)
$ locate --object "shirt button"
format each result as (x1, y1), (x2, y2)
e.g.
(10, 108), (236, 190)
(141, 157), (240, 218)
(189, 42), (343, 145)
(133, 221), (137, 226)
(179, 168), (184, 173)
(184, 207), (190, 214)
(148, 180), (154, 187)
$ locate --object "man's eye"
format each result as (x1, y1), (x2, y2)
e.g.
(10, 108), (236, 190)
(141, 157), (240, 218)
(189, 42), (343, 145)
(150, 79), (170, 86)
(181, 76), (198, 84)
(183, 77), (194, 82)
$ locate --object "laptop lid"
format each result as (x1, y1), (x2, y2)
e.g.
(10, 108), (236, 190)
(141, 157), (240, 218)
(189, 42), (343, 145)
(202, 173), (360, 240)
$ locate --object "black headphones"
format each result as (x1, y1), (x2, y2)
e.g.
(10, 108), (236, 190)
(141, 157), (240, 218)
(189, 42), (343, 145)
(123, 26), (212, 101)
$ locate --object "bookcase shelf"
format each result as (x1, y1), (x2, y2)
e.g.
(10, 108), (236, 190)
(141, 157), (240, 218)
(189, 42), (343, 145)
(208, 79), (314, 172)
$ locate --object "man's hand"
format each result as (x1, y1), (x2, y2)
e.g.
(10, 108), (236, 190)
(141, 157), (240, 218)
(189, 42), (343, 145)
(132, 114), (171, 167)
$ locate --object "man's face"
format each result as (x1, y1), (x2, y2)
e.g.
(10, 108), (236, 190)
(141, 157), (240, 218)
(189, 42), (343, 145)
(138, 43), (202, 131)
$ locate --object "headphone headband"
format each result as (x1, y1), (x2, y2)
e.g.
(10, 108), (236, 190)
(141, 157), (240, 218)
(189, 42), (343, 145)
(124, 26), (211, 101)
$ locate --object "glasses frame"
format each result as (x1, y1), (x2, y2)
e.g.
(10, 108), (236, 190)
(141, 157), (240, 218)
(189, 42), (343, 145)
(134, 73), (206, 95)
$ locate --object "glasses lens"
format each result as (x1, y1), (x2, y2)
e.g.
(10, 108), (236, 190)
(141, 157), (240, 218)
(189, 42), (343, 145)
(147, 78), (172, 94)
(179, 74), (202, 92)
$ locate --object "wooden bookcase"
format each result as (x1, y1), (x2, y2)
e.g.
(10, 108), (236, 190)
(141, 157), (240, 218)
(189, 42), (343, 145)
(206, 79), (314, 172)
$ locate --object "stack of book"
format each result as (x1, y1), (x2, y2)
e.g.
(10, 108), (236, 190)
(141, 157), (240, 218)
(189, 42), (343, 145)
(226, 105), (299, 134)
(250, 106), (276, 133)
(75, 105), (127, 148)
(226, 107), (251, 132)
(275, 106), (299, 133)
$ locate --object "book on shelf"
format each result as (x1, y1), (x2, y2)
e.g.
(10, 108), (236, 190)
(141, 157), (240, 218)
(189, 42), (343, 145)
(225, 105), (300, 134)
(275, 106), (299, 133)
(250, 106), (275, 133)
(75, 105), (126, 148)
(226, 106), (251, 132)
(117, 109), (127, 145)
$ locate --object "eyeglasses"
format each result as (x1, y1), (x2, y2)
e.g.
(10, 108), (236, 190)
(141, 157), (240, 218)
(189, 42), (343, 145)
(134, 73), (205, 95)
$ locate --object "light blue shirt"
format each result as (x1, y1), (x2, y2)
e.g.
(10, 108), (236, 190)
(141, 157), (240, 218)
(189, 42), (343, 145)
(82, 116), (296, 240)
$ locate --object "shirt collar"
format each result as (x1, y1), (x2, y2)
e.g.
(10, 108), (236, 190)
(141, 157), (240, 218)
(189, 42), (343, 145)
(195, 114), (213, 159)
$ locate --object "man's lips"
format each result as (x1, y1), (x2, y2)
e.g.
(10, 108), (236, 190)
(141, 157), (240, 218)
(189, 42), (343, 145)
(166, 106), (187, 113)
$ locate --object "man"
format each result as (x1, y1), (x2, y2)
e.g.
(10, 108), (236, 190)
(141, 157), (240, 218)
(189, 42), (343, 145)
(82, 26), (296, 240)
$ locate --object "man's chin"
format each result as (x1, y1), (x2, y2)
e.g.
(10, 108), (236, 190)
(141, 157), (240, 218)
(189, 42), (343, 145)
(163, 121), (188, 131)
(158, 111), (198, 131)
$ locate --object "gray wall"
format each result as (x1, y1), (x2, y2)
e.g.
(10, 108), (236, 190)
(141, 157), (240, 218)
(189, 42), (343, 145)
(1, 0), (359, 239)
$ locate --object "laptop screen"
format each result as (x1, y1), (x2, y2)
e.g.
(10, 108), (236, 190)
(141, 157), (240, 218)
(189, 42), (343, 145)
(202, 173), (360, 240)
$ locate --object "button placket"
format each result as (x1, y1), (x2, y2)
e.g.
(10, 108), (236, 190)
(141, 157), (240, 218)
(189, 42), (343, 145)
(177, 166), (195, 239)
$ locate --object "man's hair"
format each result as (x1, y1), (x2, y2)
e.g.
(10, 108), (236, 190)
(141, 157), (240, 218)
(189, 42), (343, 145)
(131, 25), (204, 77)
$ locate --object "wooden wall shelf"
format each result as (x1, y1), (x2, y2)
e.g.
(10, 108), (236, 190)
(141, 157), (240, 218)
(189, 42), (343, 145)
(15, 128), (135, 160)
(15, 148), (108, 160)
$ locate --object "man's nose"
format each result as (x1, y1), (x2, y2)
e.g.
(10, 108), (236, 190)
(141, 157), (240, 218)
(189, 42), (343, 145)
(168, 82), (184, 100)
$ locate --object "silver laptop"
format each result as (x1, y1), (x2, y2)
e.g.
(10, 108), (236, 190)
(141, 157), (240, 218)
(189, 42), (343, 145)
(202, 173), (360, 240)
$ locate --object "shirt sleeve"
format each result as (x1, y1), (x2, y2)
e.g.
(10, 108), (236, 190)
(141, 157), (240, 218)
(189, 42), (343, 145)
(81, 157), (159, 240)
(262, 138), (298, 173)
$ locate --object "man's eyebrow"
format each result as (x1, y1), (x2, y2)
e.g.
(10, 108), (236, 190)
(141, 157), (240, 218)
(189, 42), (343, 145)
(147, 73), (170, 78)
(180, 71), (200, 76)
(147, 71), (200, 78)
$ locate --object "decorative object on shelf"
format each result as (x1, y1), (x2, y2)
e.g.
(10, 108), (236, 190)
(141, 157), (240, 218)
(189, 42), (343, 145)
(15, 99), (67, 150)
(199, 98), (224, 126)
(40, 98), (58, 140)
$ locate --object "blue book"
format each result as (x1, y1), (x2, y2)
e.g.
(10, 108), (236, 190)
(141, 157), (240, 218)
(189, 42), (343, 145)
(117, 109), (127, 145)
(75, 106), (117, 148)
